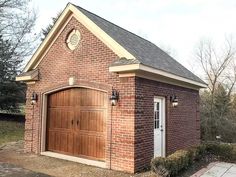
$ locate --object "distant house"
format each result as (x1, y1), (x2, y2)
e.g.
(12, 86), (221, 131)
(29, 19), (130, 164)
(16, 3), (206, 173)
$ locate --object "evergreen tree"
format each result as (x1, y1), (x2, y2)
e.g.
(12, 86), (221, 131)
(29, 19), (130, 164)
(0, 36), (26, 112)
(213, 85), (231, 140)
(200, 85), (236, 142)
(41, 11), (61, 41)
(214, 84), (231, 119)
(200, 90), (212, 141)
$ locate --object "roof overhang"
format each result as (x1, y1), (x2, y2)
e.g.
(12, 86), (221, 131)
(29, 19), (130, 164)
(15, 69), (39, 82)
(109, 64), (207, 89)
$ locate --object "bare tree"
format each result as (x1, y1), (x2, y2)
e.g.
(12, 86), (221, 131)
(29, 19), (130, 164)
(224, 61), (236, 97)
(0, 0), (38, 65)
(196, 37), (236, 140)
(0, 0), (38, 112)
(196, 37), (236, 95)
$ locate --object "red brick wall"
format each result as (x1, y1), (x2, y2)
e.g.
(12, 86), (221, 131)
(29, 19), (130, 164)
(24, 17), (135, 173)
(134, 77), (200, 171)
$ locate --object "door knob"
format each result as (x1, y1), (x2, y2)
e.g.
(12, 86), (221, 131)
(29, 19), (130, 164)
(160, 129), (163, 132)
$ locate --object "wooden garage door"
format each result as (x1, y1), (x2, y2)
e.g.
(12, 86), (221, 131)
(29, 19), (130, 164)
(46, 88), (107, 161)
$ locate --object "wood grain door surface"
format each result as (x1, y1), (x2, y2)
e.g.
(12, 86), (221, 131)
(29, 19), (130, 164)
(46, 88), (107, 161)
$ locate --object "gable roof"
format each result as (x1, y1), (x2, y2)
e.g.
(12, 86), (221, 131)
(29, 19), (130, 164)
(76, 5), (204, 85)
(17, 3), (206, 88)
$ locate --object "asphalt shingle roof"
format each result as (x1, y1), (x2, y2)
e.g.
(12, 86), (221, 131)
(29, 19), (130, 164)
(76, 5), (205, 84)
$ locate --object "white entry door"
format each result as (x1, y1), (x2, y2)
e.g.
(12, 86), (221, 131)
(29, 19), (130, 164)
(154, 97), (166, 157)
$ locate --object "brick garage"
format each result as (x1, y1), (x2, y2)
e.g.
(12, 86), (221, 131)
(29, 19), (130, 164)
(16, 3), (206, 173)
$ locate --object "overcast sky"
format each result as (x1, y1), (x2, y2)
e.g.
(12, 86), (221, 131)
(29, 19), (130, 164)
(30, 0), (236, 72)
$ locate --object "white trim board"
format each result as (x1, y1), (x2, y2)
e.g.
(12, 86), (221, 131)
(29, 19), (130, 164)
(109, 64), (207, 88)
(15, 75), (32, 81)
(41, 151), (106, 168)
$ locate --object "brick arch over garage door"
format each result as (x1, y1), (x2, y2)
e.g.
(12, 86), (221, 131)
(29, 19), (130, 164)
(46, 87), (108, 161)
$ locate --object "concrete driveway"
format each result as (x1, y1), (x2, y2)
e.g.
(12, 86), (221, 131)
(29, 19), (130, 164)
(191, 162), (236, 177)
(0, 141), (152, 177)
(0, 162), (50, 177)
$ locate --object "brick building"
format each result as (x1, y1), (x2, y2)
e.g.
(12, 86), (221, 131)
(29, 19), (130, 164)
(16, 3), (206, 173)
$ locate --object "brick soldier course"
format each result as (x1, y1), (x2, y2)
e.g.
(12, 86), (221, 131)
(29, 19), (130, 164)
(16, 3), (206, 173)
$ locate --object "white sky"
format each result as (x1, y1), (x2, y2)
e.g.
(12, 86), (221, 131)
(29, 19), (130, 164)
(30, 0), (236, 73)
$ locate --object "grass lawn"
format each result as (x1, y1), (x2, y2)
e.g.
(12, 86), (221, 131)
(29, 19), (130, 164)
(0, 120), (24, 145)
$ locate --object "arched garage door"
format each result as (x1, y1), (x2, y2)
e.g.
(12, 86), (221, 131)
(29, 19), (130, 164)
(46, 88), (107, 161)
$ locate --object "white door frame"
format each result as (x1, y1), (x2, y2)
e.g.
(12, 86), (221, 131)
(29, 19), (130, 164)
(154, 96), (166, 157)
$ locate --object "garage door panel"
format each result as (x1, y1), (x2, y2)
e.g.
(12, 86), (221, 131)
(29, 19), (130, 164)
(46, 88), (106, 160)
(79, 111), (105, 132)
(48, 109), (74, 130)
(59, 133), (68, 152)
(80, 89), (107, 107)
(97, 136), (105, 159)
(55, 110), (62, 128)
(47, 131), (55, 151)
(73, 133), (80, 156)
(54, 132), (60, 151)
(48, 109), (55, 128)
(47, 130), (73, 154)
(70, 89), (80, 106)
(49, 89), (76, 107)
(67, 133), (74, 154)
(60, 132), (74, 153)
(76, 134), (105, 160)
(61, 109), (74, 129)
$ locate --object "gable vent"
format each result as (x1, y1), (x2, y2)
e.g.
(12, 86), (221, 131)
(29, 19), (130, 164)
(66, 29), (81, 50)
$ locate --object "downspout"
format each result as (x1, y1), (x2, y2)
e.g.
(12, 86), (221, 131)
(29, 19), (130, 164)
(31, 104), (35, 152)
(110, 105), (113, 169)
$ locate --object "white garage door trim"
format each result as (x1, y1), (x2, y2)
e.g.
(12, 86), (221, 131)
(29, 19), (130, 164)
(41, 151), (106, 168)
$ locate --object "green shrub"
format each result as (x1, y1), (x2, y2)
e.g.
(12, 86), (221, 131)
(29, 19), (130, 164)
(151, 143), (236, 177)
(194, 144), (207, 160)
(204, 142), (236, 161)
(151, 147), (204, 176)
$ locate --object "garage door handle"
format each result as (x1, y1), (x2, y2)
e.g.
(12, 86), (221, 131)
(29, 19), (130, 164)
(77, 120), (79, 126)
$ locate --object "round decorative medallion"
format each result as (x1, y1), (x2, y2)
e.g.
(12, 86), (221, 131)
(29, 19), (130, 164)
(66, 29), (81, 50)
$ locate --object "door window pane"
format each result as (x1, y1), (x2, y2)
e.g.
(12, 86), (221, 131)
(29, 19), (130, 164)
(154, 102), (160, 129)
